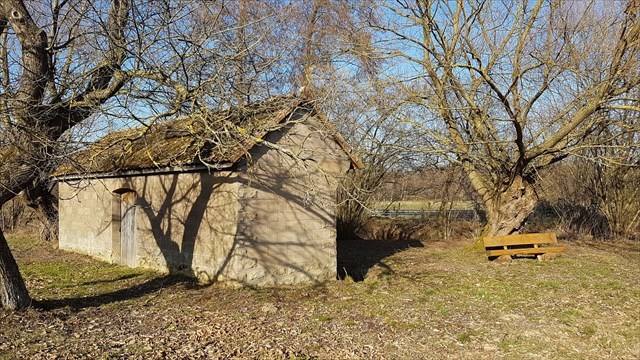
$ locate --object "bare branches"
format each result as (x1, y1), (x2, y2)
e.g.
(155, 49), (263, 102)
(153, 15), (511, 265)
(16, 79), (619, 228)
(369, 0), (640, 235)
(375, 0), (640, 172)
(0, 0), (49, 125)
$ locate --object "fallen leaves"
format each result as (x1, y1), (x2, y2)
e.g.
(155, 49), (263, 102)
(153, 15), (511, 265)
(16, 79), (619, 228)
(1, 237), (639, 359)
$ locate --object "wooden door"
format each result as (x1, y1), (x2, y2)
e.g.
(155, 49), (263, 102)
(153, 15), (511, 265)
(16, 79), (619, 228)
(120, 191), (137, 267)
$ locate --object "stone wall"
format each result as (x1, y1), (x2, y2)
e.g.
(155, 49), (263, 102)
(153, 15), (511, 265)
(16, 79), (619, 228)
(124, 172), (240, 282)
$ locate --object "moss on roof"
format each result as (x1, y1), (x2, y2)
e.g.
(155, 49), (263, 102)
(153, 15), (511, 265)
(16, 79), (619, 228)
(54, 94), (308, 176)
(54, 94), (364, 177)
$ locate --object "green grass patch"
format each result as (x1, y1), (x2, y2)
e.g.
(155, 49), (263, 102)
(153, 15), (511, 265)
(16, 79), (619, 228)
(315, 314), (333, 322)
(456, 331), (474, 343)
(594, 280), (625, 291)
(498, 337), (525, 350)
(7, 236), (158, 301)
(580, 324), (597, 337)
(5, 236), (36, 248)
(556, 309), (583, 325)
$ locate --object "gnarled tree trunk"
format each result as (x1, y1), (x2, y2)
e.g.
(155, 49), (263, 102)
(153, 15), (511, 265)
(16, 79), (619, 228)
(0, 228), (30, 310)
(0, 0), (130, 310)
(0, 147), (42, 310)
(23, 180), (58, 244)
(482, 176), (538, 237)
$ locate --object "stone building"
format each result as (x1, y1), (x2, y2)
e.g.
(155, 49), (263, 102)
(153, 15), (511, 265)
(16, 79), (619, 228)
(54, 94), (362, 286)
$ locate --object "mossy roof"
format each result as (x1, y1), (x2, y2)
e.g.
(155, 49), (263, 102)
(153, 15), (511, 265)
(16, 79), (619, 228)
(54, 94), (362, 177)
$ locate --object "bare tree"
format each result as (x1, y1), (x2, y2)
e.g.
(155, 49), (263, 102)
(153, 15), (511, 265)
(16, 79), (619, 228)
(278, 0), (389, 238)
(0, 0), (382, 310)
(289, 0), (376, 88)
(334, 82), (421, 239)
(542, 105), (640, 238)
(0, 0), (306, 310)
(0, 0), (131, 310)
(583, 106), (640, 238)
(372, 0), (640, 237)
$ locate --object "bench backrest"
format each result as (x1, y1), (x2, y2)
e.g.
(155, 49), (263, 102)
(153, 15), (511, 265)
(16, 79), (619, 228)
(483, 233), (558, 248)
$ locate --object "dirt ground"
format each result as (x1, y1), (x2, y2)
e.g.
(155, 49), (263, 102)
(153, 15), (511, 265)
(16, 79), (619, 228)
(0, 235), (638, 359)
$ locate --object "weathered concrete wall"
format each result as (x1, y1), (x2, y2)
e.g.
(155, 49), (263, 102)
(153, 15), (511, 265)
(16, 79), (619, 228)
(58, 113), (352, 286)
(59, 172), (240, 282)
(58, 181), (114, 259)
(127, 172), (240, 282)
(228, 119), (352, 286)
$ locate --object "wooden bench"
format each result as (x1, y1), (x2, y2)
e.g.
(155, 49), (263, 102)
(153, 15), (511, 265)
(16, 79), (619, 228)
(483, 233), (565, 260)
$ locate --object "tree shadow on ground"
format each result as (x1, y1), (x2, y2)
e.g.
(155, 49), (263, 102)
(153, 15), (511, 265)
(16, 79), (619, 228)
(79, 273), (140, 286)
(34, 274), (197, 311)
(337, 239), (424, 282)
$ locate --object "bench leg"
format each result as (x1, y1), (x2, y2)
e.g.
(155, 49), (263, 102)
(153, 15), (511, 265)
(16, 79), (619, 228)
(537, 253), (559, 261)
(494, 255), (512, 263)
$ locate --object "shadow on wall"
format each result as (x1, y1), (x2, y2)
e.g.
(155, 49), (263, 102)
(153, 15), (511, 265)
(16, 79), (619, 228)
(134, 173), (239, 280)
(128, 121), (343, 285)
(137, 174), (204, 277)
(336, 239), (424, 282)
(132, 172), (417, 286)
(128, 166), (338, 286)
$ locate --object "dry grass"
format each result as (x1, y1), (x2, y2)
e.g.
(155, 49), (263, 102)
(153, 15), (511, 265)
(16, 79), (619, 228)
(1, 235), (638, 359)
(372, 200), (476, 211)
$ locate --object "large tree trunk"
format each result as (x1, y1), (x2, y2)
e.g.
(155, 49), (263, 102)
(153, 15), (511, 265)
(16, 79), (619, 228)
(0, 143), (44, 310)
(23, 181), (58, 244)
(0, 228), (30, 310)
(0, 0), (130, 311)
(482, 176), (538, 237)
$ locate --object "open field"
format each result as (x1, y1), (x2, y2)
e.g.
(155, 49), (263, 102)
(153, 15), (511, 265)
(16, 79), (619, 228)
(1, 236), (639, 359)
(372, 200), (477, 212)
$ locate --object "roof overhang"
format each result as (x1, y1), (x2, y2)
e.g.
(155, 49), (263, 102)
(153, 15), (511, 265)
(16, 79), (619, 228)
(53, 162), (234, 182)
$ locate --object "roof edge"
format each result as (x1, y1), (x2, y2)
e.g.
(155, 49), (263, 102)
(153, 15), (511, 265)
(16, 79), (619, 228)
(53, 163), (234, 181)
(298, 88), (364, 170)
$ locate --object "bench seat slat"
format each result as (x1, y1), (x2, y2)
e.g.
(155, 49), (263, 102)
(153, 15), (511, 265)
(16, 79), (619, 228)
(486, 246), (565, 257)
(483, 233), (558, 247)
(483, 233), (565, 259)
